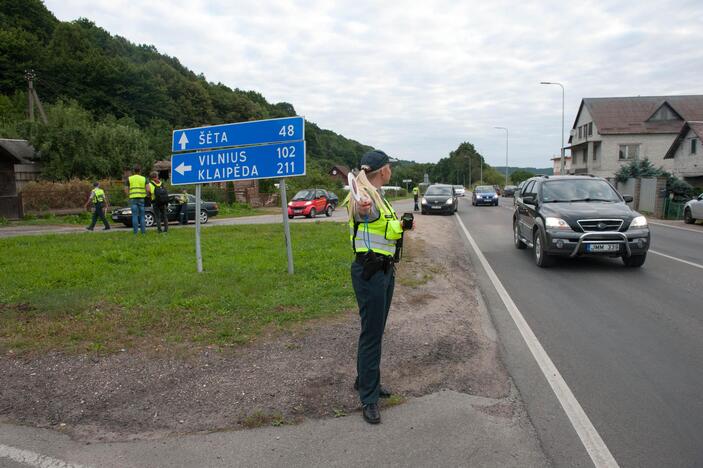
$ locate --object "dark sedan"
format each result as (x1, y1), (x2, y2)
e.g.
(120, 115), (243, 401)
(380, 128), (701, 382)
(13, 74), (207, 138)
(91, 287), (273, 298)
(472, 185), (499, 206)
(111, 194), (219, 227)
(421, 184), (458, 215)
(503, 185), (518, 197)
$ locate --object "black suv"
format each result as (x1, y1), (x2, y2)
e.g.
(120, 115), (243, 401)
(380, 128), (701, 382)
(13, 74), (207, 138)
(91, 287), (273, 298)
(513, 175), (650, 267)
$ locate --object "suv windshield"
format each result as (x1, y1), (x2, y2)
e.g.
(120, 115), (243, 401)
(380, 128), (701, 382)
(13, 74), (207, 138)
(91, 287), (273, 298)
(426, 186), (452, 196)
(475, 186), (494, 193)
(292, 190), (314, 201)
(541, 179), (621, 203)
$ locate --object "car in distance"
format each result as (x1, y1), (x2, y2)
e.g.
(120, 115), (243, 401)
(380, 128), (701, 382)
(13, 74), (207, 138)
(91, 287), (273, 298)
(287, 188), (333, 218)
(683, 193), (703, 224)
(111, 194), (219, 227)
(453, 185), (466, 197)
(503, 185), (518, 197)
(472, 185), (499, 206)
(513, 175), (650, 268)
(327, 191), (339, 210)
(421, 184), (458, 215)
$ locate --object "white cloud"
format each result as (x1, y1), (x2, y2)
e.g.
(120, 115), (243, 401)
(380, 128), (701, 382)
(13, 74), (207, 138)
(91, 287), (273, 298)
(45, 0), (703, 167)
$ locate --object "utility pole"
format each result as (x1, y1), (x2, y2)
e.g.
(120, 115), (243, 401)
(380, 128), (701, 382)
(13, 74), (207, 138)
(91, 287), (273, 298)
(468, 156), (472, 188)
(25, 69), (48, 125)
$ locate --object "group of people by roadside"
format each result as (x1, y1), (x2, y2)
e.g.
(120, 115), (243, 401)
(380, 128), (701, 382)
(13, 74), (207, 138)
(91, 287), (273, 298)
(85, 164), (190, 234)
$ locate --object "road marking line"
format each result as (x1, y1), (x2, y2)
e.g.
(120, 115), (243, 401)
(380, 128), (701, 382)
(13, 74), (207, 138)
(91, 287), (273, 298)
(0, 444), (89, 468)
(649, 250), (703, 270)
(454, 216), (619, 468)
(648, 221), (703, 234)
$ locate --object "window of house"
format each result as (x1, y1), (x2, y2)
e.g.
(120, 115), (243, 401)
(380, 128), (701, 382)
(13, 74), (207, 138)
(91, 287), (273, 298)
(588, 122), (593, 136)
(619, 144), (640, 160)
(692, 138), (698, 155)
(578, 126), (582, 139)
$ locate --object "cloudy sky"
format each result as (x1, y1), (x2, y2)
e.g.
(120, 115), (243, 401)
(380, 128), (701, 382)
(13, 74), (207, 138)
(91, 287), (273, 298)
(45, 0), (703, 168)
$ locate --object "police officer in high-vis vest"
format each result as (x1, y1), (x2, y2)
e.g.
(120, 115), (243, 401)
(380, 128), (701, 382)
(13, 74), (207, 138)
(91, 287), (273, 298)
(412, 185), (420, 211)
(347, 150), (414, 424)
(124, 164), (151, 234)
(84, 181), (111, 231)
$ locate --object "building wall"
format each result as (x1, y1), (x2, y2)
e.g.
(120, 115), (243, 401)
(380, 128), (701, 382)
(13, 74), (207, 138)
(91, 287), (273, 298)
(670, 128), (702, 179)
(573, 133), (677, 179)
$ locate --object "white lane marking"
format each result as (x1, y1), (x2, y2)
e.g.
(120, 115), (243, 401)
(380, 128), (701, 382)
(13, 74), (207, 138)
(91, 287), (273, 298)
(649, 250), (703, 270)
(0, 444), (89, 468)
(648, 221), (703, 235)
(455, 216), (619, 468)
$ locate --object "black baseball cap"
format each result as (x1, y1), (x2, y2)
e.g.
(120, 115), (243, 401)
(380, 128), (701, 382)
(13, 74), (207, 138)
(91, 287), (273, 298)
(360, 150), (397, 171)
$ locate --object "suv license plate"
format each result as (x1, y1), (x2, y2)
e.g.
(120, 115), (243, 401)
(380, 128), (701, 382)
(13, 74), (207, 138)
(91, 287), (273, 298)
(587, 243), (619, 252)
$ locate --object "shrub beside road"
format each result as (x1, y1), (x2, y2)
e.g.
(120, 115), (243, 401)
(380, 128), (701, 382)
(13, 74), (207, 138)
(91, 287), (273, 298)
(0, 223), (354, 354)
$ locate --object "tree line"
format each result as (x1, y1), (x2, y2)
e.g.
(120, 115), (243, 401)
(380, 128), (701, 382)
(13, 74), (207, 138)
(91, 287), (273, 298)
(0, 0), (524, 189)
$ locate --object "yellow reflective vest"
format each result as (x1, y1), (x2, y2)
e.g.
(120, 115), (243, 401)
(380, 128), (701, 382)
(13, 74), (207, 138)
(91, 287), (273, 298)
(128, 174), (147, 199)
(348, 191), (403, 257)
(91, 188), (106, 204)
(412, 187), (419, 196)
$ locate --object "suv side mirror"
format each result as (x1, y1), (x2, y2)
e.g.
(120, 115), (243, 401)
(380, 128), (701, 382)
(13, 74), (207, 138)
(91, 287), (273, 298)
(698, 194), (703, 200)
(522, 195), (536, 205)
(623, 194), (634, 203)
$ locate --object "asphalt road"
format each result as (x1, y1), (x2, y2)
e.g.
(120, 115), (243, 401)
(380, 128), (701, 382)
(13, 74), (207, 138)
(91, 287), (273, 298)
(457, 197), (703, 468)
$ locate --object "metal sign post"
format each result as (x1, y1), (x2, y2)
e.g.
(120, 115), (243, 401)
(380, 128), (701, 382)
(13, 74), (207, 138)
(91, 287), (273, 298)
(280, 179), (294, 274)
(195, 184), (203, 272)
(171, 116), (306, 273)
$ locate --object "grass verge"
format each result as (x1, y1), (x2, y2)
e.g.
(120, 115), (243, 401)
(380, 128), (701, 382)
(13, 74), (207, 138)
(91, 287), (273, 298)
(0, 222), (355, 354)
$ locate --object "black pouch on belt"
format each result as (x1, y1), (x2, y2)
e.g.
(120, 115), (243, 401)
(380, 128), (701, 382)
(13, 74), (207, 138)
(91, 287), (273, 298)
(360, 252), (384, 280)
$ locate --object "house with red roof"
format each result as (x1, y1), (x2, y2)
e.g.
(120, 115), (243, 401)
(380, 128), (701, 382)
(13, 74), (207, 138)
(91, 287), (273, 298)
(567, 96), (703, 186)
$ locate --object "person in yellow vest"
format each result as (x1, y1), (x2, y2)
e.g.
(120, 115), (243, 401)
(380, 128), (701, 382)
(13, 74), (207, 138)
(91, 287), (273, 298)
(84, 181), (111, 231)
(347, 150), (414, 425)
(177, 190), (190, 224)
(124, 164), (151, 234)
(412, 185), (420, 211)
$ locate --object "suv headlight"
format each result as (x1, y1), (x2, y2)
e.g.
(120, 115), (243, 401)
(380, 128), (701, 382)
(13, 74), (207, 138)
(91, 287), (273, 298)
(421, 197), (427, 204)
(629, 216), (648, 228)
(446, 198), (453, 204)
(545, 217), (571, 230)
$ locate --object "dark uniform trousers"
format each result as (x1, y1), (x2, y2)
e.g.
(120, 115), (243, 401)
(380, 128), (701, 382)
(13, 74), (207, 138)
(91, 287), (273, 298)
(351, 258), (395, 405)
(89, 202), (110, 230)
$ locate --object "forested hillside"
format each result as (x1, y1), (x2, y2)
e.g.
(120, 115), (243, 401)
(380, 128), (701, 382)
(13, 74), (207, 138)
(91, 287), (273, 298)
(0, 0), (509, 189)
(0, 0), (371, 182)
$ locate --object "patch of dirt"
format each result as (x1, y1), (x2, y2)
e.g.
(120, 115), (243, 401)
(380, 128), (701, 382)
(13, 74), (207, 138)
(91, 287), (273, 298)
(0, 213), (511, 442)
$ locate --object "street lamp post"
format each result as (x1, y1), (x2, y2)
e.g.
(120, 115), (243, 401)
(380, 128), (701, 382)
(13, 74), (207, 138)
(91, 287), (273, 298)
(495, 126), (509, 187)
(540, 81), (565, 175)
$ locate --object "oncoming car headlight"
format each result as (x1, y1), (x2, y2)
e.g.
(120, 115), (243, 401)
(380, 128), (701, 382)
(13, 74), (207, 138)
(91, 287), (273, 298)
(545, 217), (571, 230)
(629, 216), (648, 228)
(421, 197), (427, 204)
(445, 198), (453, 204)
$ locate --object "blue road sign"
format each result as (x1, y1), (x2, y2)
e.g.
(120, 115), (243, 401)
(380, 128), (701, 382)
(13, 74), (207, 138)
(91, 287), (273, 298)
(172, 116), (304, 152)
(170, 140), (306, 185)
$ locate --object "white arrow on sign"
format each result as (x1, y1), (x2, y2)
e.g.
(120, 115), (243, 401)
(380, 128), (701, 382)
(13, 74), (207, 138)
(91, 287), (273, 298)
(178, 132), (189, 150)
(175, 162), (192, 176)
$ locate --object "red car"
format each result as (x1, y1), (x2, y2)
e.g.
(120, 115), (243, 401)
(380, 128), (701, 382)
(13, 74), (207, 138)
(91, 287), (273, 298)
(287, 189), (334, 219)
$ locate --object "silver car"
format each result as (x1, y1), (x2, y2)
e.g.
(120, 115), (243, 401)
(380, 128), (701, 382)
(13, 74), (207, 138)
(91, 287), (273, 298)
(453, 185), (466, 197)
(683, 193), (703, 224)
